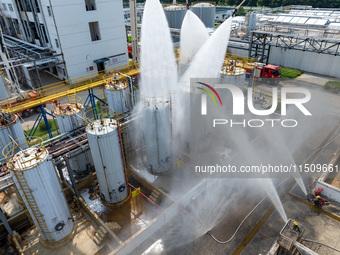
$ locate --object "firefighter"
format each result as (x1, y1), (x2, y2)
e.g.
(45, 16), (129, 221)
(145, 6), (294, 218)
(314, 196), (323, 208)
(293, 222), (301, 233)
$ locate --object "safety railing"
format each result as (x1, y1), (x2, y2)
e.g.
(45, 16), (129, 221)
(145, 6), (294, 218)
(0, 61), (140, 111)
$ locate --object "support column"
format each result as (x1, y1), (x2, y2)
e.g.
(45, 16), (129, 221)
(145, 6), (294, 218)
(0, 208), (12, 235)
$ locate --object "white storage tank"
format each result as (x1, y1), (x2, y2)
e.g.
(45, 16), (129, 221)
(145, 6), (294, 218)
(55, 103), (85, 134)
(164, 5), (187, 29)
(67, 148), (94, 179)
(191, 3), (216, 28)
(105, 79), (130, 114)
(143, 97), (172, 174)
(220, 66), (246, 91)
(86, 115), (129, 204)
(0, 113), (27, 156)
(6, 138), (74, 243)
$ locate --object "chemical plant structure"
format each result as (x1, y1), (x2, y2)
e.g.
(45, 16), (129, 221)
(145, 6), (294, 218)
(0, 1), (339, 255)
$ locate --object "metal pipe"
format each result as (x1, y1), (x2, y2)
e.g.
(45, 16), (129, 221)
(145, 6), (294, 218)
(3, 35), (49, 50)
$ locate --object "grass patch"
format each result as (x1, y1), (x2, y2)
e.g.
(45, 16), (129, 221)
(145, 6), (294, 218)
(281, 67), (303, 79)
(24, 119), (59, 138)
(324, 81), (340, 93)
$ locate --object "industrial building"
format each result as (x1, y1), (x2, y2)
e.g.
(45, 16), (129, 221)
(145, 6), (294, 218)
(228, 7), (340, 77)
(0, 2), (339, 255)
(0, 0), (128, 89)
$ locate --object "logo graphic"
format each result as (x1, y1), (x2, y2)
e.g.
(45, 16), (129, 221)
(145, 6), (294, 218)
(198, 83), (311, 117)
(197, 82), (222, 115)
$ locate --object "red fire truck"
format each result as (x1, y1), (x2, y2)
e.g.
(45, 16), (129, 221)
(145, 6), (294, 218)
(246, 63), (281, 84)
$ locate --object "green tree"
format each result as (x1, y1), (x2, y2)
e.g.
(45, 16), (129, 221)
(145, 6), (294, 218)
(236, 6), (246, 15)
(257, 0), (272, 6)
(227, 0), (236, 5)
(247, 0), (258, 6)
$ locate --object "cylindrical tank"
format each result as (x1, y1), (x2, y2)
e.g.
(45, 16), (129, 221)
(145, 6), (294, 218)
(55, 103), (85, 134)
(105, 80), (130, 114)
(0, 113), (27, 157)
(6, 138), (74, 243)
(0, 75), (9, 99)
(143, 97), (172, 174)
(191, 3), (216, 28)
(67, 148), (93, 178)
(246, 12), (257, 36)
(220, 66), (246, 91)
(86, 117), (129, 204)
(164, 5), (187, 29)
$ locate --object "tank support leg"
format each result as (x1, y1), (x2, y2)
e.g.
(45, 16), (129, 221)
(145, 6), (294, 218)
(0, 208), (12, 235)
(28, 105), (55, 139)
(84, 89), (107, 120)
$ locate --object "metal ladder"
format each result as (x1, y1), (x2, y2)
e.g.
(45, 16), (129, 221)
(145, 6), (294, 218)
(120, 125), (132, 176)
(13, 170), (53, 241)
(67, 93), (79, 129)
(116, 121), (132, 177)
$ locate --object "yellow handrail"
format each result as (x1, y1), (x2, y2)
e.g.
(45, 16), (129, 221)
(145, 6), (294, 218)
(0, 62), (140, 114)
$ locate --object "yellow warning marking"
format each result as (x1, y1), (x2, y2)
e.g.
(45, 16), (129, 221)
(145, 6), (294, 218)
(132, 187), (140, 198)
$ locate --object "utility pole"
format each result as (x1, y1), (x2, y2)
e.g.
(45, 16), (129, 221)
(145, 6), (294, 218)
(129, 0), (139, 62)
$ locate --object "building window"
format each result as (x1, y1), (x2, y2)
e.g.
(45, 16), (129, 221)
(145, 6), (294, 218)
(55, 38), (59, 48)
(89, 22), (101, 41)
(29, 22), (38, 39)
(85, 0), (96, 11)
(8, 4), (14, 11)
(41, 24), (49, 43)
(2, 3), (7, 11)
(47, 6), (52, 16)
(12, 19), (20, 34)
(34, 0), (40, 13)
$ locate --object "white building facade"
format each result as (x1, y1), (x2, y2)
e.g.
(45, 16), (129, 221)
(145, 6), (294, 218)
(0, 0), (129, 80)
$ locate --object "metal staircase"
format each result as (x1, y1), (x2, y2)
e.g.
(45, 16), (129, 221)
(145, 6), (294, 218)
(67, 93), (80, 130)
(12, 170), (53, 241)
(121, 127), (132, 176)
(116, 119), (132, 182)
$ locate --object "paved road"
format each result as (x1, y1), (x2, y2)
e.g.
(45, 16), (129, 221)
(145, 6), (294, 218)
(254, 72), (340, 116)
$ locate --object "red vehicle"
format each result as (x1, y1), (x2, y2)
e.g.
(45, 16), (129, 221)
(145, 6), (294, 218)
(127, 43), (133, 58)
(127, 43), (141, 58)
(1, 91), (46, 118)
(246, 63), (281, 84)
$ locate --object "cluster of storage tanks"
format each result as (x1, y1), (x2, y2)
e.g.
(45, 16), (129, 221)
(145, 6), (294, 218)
(0, 55), (246, 245)
(0, 77), (136, 244)
(164, 2), (216, 29)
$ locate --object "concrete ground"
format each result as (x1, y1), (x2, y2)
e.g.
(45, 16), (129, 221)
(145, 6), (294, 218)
(118, 118), (338, 254)
(254, 73), (340, 116)
(288, 72), (339, 87)
(20, 207), (111, 255)
(127, 73), (340, 255)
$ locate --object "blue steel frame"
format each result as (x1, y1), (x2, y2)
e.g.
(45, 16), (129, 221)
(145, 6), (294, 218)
(28, 105), (55, 139)
(84, 88), (107, 120)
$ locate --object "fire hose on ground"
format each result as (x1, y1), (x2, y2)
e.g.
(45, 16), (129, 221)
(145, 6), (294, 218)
(207, 129), (340, 244)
